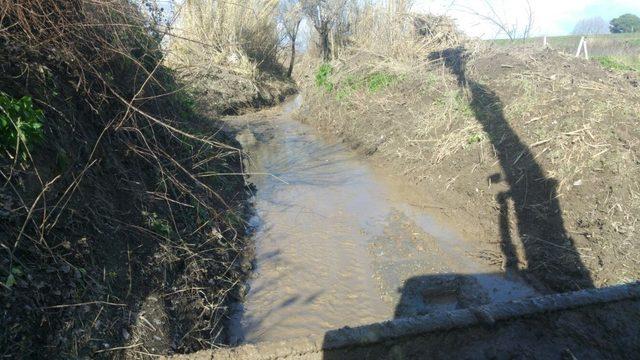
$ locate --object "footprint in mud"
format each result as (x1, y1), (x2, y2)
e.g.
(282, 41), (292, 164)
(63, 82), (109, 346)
(394, 274), (490, 317)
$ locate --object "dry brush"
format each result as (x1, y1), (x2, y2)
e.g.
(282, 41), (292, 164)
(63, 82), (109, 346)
(1, 0), (253, 357)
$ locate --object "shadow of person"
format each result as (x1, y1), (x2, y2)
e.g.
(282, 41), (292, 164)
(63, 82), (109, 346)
(320, 47), (604, 360)
(431, 47), (593, 292)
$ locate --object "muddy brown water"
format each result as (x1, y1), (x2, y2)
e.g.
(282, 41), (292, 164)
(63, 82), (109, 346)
(227, 96), (536, 344)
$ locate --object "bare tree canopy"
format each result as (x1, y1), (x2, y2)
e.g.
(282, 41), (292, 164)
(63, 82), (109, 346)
(279, 0), (304, 76)
(572, 17), (610, 35)
(461, 0), (534, 40)
(301, 0), (349, 60)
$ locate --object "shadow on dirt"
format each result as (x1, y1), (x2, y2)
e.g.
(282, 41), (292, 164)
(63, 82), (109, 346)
(321, 46), (599, 360)
(321, 275), (639, 360)
(431, 47), (593, 293)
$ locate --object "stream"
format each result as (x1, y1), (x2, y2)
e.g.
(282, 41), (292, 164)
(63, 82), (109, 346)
(227, 96), (536, 344)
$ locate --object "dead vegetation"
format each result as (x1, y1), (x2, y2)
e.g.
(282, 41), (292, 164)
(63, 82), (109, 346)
(1, 0), (254, 357)
(167, 0), (295, 115)
(298, 3), (640, 291)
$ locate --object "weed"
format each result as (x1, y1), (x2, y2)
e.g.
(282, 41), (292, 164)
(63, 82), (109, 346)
(315, 63), (334, 92)
(3, 267), (23, 289)
(419, 73), (438, 93)
(467, 133), (485, 144)
(224, 210), (243, 228)
(142, 211), (172, 236)
(176, 89), (197, 118)
(0, 92), (44, 161)
(334, 75), (356, 101)
(367, 72), (397, 92)
(54, 149), (71, 174)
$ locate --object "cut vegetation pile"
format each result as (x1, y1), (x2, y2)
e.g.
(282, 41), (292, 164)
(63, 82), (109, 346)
(1, 0), (252, 358)
(299, 13), (640, 293)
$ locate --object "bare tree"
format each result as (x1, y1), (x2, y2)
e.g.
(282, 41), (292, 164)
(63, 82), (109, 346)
(301, 0), (348, 61)
(462, 0), (534, 41)
(572, 17), (610, 35)
(279, 0), (304, 76)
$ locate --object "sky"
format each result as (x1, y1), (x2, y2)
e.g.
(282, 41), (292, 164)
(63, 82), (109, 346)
(414, 0), (640, 39)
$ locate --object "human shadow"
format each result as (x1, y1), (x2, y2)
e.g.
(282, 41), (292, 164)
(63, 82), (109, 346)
(320, 47), (601, 360)
(431, 47), (593, 292)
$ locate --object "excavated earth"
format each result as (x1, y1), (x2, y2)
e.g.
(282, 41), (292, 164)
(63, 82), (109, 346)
(164, 96), (640, 359)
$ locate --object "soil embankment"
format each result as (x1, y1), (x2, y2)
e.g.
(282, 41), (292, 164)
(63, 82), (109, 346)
(0, 1), (290, 357)
(298, 46), (640, 293)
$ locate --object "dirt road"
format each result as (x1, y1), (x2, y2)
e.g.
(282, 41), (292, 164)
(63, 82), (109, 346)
(225, 96), (536, 344)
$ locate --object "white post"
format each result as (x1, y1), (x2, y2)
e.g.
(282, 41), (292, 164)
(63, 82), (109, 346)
(583, 38), (589, 60)
(543, 35), (548, 48)
(575, 36), (585, 57)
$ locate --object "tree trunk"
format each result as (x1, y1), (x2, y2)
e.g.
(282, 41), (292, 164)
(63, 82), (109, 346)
(287, 37), (296, 77)
(319, 23), (331, 61)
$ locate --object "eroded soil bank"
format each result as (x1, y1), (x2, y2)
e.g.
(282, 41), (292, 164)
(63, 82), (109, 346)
(224, 96), (535, 343)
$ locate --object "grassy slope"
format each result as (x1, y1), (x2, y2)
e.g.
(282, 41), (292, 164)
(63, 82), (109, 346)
(490, 33), (640, 48)
(490, 33), (640, 71)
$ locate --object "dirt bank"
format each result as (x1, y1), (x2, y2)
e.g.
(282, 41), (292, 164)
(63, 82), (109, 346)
(298, 46), (640, 293)
(0, 2), (256, 358)
(191, 72), (297, 116)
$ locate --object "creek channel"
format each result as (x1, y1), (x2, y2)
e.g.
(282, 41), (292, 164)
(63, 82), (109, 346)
(227, 96), (536, 344)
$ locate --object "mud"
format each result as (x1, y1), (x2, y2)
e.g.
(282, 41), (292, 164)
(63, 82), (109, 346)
(167, 282), (640, 359)
(225, 96), (535, 344)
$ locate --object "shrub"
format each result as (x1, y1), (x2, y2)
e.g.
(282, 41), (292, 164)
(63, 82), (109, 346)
(0, 92), (44, 161)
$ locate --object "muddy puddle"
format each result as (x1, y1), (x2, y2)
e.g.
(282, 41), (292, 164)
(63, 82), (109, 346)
(227, 96), (536, 344)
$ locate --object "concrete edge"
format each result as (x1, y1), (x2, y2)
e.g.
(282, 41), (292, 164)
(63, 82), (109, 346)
(165, 282), (640, 359)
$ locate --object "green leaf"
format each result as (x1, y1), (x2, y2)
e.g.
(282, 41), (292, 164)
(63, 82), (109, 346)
(5, 274), (15, 288)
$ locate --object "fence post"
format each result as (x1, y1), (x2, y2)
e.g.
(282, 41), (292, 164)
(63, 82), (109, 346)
(575, 36), (585, 57)
(583, 39), (589, 60)
(543, 35), (547, 48)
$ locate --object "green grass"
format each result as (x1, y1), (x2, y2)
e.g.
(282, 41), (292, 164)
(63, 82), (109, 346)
(467, 133), (485, 144)
(490, 33), (640, 61)
(333, 71), (399, 101)
(490, 33), (640, 73)
(594, 56), (639, 72)
(490, 32), (640, 47)
(315, 63), (334, 93)
(367, 72), (397, 92)
(141, 211), (172, 237)
(335, 75), (359, 101)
